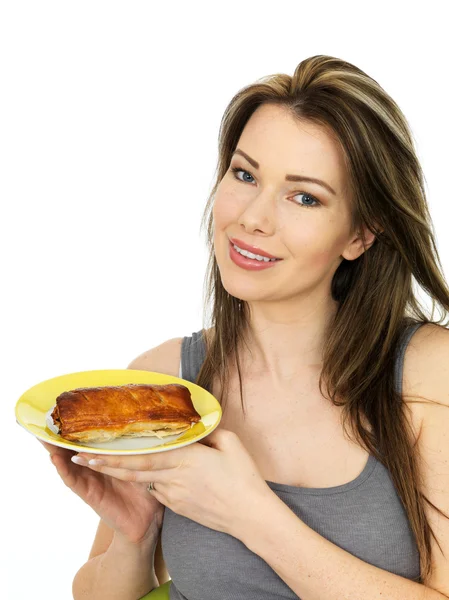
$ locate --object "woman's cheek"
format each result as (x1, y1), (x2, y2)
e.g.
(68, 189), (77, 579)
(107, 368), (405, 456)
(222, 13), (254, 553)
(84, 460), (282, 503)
(284, 228), (339, 269)
(311, 235), (349, 271)
(214, 194), (246, 235)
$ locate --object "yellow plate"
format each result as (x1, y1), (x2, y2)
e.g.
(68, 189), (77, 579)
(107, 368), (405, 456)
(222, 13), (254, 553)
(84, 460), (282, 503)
(15, 369), (222, 455)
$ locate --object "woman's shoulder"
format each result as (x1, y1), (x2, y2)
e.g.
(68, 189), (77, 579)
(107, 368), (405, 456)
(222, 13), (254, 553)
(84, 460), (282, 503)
(401, 322), (449, 443)
(402, 323), (449, 407)
(127, 336), (184, 378)
(402, 323), (449, 592)
(126, 327), (216, 377)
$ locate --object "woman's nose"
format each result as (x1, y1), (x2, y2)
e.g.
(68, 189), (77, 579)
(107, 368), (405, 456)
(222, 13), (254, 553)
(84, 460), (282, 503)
(237, 192), (277, 235)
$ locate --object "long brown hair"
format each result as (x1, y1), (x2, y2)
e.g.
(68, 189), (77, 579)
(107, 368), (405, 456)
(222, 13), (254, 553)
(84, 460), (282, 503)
(196, 55), (449, 583)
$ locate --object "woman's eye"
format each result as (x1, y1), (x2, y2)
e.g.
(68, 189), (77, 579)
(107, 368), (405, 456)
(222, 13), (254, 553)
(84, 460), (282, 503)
(230, 166), (321, 209)
(231, 167), (254, 183)
(292, 192), (321, 208)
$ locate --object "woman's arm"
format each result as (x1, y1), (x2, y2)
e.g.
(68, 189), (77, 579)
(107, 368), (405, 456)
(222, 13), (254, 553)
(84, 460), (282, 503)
(240, 494), (448, 600)
(154, 533), (171, 585)
(72, 527), (160, 600)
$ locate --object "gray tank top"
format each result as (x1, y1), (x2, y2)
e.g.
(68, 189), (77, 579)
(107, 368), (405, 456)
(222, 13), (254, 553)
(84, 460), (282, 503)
(161, 324), (422, 599)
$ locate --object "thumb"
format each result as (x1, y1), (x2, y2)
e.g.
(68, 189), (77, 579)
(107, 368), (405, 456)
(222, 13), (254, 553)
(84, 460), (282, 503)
(198, 427), (228, 448)
(37, 439), (54, 453)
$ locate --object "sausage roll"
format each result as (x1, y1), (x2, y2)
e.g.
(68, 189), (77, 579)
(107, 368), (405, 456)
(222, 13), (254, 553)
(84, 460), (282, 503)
(50, 383), (202, 443)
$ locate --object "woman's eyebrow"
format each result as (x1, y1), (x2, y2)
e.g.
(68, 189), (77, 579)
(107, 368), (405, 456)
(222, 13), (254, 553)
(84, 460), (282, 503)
(232, 148), (337, 196)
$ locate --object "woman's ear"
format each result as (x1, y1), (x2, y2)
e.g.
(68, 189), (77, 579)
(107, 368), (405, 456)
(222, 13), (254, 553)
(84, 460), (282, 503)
(342, 224), (380, 261)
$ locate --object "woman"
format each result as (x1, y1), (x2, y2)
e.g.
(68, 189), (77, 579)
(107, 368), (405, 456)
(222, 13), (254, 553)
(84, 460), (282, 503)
(42, 55), (449, 599)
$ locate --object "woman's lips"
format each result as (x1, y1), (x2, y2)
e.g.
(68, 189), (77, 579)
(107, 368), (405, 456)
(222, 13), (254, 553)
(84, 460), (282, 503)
(229, 240), (282, 271)
(229, 237), (280, 260)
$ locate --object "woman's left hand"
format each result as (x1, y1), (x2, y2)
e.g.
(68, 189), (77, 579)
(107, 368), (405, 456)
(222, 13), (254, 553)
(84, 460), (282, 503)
(73, 428), (273, 539)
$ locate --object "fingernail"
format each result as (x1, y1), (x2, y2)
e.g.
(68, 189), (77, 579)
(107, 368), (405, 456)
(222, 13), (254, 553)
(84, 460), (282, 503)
(71, 456), (88, 466)
(88, 458), (105, 466)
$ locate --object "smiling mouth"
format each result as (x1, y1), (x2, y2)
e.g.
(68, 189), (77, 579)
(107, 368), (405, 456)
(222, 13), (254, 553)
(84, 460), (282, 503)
(228, 240), (283, 271)
(230, 242), (281, 262)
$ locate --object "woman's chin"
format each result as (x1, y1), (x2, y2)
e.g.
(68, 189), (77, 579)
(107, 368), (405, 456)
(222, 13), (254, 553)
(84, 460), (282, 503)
(220, 283), (264, 304)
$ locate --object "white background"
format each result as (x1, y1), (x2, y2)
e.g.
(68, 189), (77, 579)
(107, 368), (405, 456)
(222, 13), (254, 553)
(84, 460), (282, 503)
(1, 1), (448, 599)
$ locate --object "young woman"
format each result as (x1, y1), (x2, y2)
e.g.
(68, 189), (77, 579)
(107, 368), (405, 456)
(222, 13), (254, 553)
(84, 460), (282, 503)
(42, 55), (449, 599)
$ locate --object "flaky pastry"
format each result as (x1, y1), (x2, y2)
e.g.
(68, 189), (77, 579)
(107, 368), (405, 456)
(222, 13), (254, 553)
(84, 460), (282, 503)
(50, 383), (201, 443)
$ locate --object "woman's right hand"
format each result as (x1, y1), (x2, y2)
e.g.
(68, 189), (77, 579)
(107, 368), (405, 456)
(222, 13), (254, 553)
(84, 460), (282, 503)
(39, 440), (165, 545)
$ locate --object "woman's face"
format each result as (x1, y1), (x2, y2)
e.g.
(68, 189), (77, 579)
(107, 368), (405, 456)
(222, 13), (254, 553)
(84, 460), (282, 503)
(213, 103), (367, 306)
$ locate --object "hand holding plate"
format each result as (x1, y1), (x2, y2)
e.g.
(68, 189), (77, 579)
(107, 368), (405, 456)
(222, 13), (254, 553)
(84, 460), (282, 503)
(72, 427), (274, 540)
(38, 439), (165, 545)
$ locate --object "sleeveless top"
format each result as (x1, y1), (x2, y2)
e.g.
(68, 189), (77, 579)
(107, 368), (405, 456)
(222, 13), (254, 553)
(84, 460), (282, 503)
(161, 323), (422, 599)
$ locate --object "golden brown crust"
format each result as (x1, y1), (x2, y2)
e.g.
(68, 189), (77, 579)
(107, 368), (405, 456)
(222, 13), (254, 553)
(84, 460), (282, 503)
(51, 383), (201, 443)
